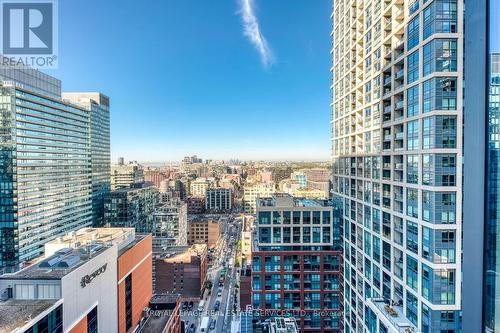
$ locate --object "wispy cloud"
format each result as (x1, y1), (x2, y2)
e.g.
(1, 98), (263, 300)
(238, 0), (274, 68)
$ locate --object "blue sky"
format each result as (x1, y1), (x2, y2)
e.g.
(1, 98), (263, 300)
(49, 0), (332, 162)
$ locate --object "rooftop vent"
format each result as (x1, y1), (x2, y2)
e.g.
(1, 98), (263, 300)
(39, 255), (62, 268)
(58, 255), (80, 268)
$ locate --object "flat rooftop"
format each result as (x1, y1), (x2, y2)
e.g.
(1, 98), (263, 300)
(45, 227), (136, 255)
(266, 317), (299, 333)
(154, 244), (206, 262)
(0, 245), (109, 280)
(138, 294), (179, 333)
(258, 193), (331, 208)
(0, 299), (59, 333)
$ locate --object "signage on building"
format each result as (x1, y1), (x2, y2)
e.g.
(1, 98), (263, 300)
(80, 264), (107, 288)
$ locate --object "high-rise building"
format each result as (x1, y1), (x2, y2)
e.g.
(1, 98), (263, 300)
(462, 1), (500, 332)
(251, 194), (342, 332)
(331, 1), (463, 332)
(111, 161), (144, 190)
(63, 93), (111, 227)
(104, 182), (159, 232)
(206, 187), (233, 212)
(0, 68), (96, 273)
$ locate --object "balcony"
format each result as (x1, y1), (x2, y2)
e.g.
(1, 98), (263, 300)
(384, 76), (392, 86)
(367, 298), (419, 333)
(395, 69), (404, 80)
(395, 100), (404, 110)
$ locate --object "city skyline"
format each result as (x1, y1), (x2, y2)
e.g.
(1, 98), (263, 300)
(46, 0), (333, 162)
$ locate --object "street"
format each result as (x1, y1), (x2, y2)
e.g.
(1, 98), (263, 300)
(200, 214), (242, 332)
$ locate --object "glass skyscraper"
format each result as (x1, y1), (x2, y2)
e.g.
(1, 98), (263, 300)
(484, 1), (500, 331)
(63, 93), (111, 227)
(331, 1), (462, 332)
(0, 67), (110, 273)
(462, 1), (500, 332)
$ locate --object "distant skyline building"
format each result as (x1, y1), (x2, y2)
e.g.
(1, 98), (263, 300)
(0, 67), (100, 273)
(111, 160), (144, 190)
(332, 1), (463, 332)
(63, 92), (111, 227)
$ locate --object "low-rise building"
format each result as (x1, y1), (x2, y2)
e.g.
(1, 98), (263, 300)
(189, 177), (215, 197)
(185, 196), (205, 214)
(0, 228), (152, 333)
(243, 183), (275, 214)
(153, 245), (208, 297)
(138, 294), (182, 333)
(187, 216), (221, 248)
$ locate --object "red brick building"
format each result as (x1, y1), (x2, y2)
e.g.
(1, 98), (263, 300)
(153, 244), (208, 297)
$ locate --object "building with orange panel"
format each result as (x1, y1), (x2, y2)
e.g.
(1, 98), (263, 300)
(0, 228), (152, 333)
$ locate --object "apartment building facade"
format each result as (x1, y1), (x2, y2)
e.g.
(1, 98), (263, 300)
(206, 187), (233, 212)
(251, 194), (343, 332)
(331, 1), (462, 332)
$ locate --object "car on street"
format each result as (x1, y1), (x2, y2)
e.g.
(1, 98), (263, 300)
(209, 319), (216, 330)
(187, 301), (193, 310)
(214, 300), (220, 311)
(182, 302), (188, 310)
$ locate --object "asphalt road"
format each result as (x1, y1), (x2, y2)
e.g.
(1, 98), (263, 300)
(201, 215), (242, 333)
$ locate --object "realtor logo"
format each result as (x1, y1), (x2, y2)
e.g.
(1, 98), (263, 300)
(0, 0), (58, 68)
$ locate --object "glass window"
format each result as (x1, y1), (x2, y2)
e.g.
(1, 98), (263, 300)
(407, 85), (419, 117)
(408, 16), (420, 50)
(407, 120), (419, 150)
(407, 51), (419, 84)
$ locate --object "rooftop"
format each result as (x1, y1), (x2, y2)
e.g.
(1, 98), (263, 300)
(44, 227), (136, 256)
(257, 193), (331, 209)
(138, 294), (180, 333)
(153, 244), (207, 262)
(264, 317), (299, 333)
(0, 299), (60, 333)
(0, 245), (109, 280)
